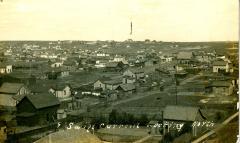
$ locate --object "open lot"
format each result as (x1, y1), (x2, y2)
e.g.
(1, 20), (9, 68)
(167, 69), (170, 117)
(96, 127), (149, 143)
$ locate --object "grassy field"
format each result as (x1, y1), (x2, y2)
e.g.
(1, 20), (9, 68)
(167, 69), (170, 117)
(115, 93), (206, 108)
(204, 121), (238, 143)
(142, 136), (162, 143)
(96, 128), (149, 143)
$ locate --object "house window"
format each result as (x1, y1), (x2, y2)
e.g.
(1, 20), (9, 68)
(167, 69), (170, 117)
(64, 90), (66, 95)
(165, 124), (169, 133)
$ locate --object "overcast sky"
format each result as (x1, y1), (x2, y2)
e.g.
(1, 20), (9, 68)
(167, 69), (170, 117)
(0, 0), (238, 41)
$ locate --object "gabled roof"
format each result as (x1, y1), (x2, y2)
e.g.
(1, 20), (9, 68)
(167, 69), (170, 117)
(213, 60), (227, 66)
(0, 82), (25, 94)
(164, 105), (203, 122)
(117, 84), (136, 91)
(24, 93), (60, 109)
(13, 94), (26, 102)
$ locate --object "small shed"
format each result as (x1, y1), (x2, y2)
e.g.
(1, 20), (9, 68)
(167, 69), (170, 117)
(163, 105), (206, 136)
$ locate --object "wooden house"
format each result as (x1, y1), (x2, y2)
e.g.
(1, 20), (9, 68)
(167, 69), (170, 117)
(208, 80), (233, 96)
(212, 60), (229, 73)
(45, 67), (69, 79)
(0, 63), (12, 74)
(116, 83), (136, 95)
(94, 79), (122, 91)
(163, 105), (206, 137)
(176, 52), (194, 65)
(93, 80), (106, 91)
(49, 84), (72, 99)
(122, 76), (136, 84)
(123, 68), (145, 80)
(105, 62), (124, 72)
(0, 94), (17, 107)
(16, 93), (60, 126)
(104, 79), (122, 90)
(194, 52), (213, 63)
(63, 60), (78, 71)
(0, 82), (29, 104)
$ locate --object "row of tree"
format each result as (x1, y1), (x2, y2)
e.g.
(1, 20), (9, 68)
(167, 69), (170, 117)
(91, 109), (150, 129)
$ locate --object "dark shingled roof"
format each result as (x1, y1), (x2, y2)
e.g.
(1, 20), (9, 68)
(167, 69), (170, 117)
(117, 84), (136, 91)
(25, 93), (60, 109)
(213, 60), (227, 66)
(164, 105), (204, 122)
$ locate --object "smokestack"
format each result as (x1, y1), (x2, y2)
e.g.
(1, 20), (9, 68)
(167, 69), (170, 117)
(130, 21), (132, 35)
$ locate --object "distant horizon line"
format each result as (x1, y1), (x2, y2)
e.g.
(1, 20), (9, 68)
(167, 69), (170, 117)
(0, 40), (238, 43)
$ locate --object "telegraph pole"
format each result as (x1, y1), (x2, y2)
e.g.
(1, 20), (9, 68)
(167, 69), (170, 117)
(175, 75), (178, 105)
(174, 63), (178, 105)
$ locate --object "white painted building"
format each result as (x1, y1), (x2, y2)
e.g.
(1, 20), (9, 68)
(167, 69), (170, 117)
(212, 60), (229, 73)
(0, 64), (12, 74)
(49, 85), (72, 98)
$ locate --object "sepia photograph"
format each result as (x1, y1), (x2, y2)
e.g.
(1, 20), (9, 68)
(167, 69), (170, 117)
(0, 0), (239, 143)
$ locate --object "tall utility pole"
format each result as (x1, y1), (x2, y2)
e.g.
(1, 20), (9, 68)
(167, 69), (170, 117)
(174, 63), (178, 105)
(175, 75), (178, 105)
(161, 110), (164, 141)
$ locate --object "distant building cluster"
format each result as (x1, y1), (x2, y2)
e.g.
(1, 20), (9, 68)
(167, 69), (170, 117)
(0, 41), (238, 142)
